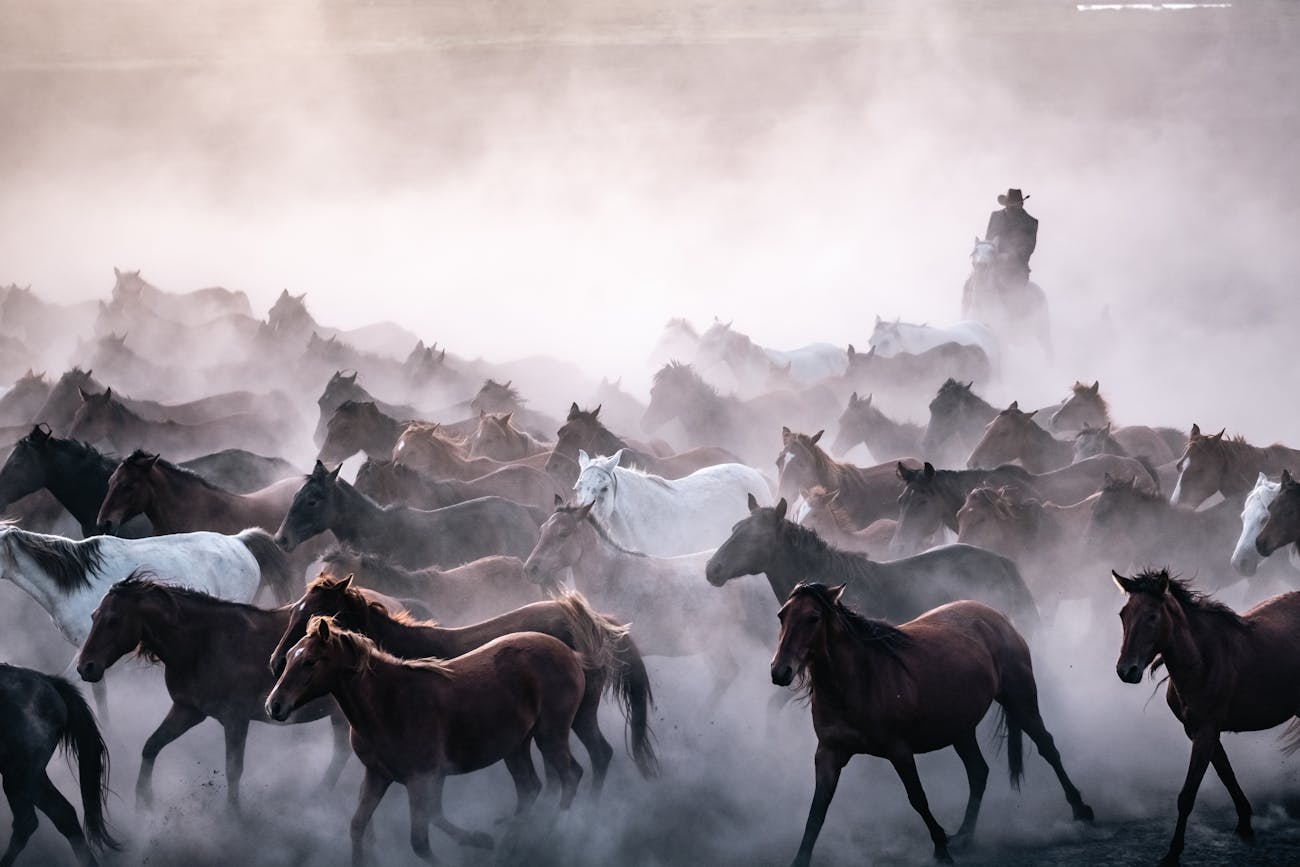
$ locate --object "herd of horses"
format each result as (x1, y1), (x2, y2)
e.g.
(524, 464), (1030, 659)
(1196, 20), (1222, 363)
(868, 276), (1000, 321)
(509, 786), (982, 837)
(0, 272), (1299, 866)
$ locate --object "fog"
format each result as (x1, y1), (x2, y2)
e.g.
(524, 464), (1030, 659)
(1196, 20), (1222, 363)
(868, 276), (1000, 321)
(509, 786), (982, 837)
(3, 0), (1300, 865)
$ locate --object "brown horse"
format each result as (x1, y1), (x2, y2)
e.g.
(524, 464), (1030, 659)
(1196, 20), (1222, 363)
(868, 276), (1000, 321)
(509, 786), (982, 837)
(1114, 569), (1300, 865)
(546, 403), (736, 480)
(777, 428), (921, 530)
(75, 576), (351, 811)
(267, 616), (585, 865)
(393, 422), (549, 480)
(1049, 381), (1183, 460)
(468, 378), (561, 440)
(317, 400), (409, 464)
(315, 547), (538, 626)
(1172, 423), (1300, 509)
(797, 486), (896, 555)
(773, 584), (1092, 866)
(966, 402), (1075, 472)
(466, 411), (550, 461)
(829, 392), (924, 461)
(355, 456), (562, 514)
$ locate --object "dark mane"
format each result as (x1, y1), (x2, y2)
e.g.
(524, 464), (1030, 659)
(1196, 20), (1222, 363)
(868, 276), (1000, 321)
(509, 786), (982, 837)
(479, 379), (524, 405)
(776, 517), (878, 584)
(124, 449), (225, 493)
(35, 432), (120, 476)
(106, 572), (267, 615)
(788, 581), (911, 655)
(652, 361), (718, 397)
(556, 504), (650, 559)
(1127, 569), (1251, 631)
(2, 528), (103, 592)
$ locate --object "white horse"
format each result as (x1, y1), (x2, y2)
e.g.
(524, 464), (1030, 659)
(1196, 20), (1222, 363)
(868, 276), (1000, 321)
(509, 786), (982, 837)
(1231, 473), (1300, 578)
(868, 315), (999, 365)
(0, 525), (283, 646)
(696, 320), (845, 395)
(573, 449), (772, 556)
(962, 237), (1051, 355)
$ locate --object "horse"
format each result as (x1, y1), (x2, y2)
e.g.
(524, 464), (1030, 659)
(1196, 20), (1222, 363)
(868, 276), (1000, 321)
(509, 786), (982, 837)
(1230, 473), (1300, 578)
(393, 422), (549, 481)
(773, 583), (1091, 867)
(648, 317), (702, 371)
(355, 456), (562, 514)
(67, 387), (282, 461)
(891, 456), (1158, 557)
(547, 403), (738, 481)
(833, 343), (992, 408)
(268, 617), (587, 865)
(1171, 424), (1300, 510)
(75, 576), (352, 811)
(0, 369), (49, 426)
(794, 486), (897, 556)
(920, 379), (1000, 468)
(524, 501), (773, 706)
(313, 371), (426, 448)
(110, 266), (252, 324)
(572, 449), (771, 557)
(0, 525), (291, 646)
(1072, 422), (1126, 460)
(269, 573), (654, 792)
(830, 392), (924, 462)
(1086, 475), (1244, 579)
(961, 237), (1051, 356)
(642, 362), (838, 466)
(466, 411), (550, 461)
(1254, 469), (1300, 562)
(468, 379), (560, 441)
(966, 402), (1076, 472)
(588, 378), (653, 438)
(0, 663), (117, 867)
(777, 428), (920, 530)
(707, 497), (1038, 628)
(317, 400), (409, 464)
(867, 316), (998, 363)
(275, 461), (543, 569)
(1114, 569), (1300, 866)
(694, 320), (845, 395)
(316, 547), (538, 626)
(1049, 381), (1184, 459)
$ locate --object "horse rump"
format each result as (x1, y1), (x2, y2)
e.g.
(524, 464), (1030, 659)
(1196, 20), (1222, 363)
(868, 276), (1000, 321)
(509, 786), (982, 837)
(238, 527), (295, 603)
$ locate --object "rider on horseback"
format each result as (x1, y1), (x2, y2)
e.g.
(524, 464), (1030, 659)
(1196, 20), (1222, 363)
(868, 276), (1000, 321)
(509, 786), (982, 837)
(985, 188), (1038, 290)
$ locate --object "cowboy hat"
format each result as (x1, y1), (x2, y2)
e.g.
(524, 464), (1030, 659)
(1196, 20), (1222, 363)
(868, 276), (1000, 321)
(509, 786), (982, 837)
(997, 188), (1029, 205)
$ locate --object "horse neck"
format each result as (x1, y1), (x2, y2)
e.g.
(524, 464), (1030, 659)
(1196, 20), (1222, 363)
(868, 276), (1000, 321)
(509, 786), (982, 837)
(43, 448), (114, 529)
(773, 529), (877, 598)
(594, 423), (630, 456)
(363, 607), (451, 659)
(1023, 423), (1072, 466)
(572, 520), (632, 585)
(329, 654), (433, 739)
(148, 465), (242, 531)
(369, 413), (404, 452)
(330, 483), (393, 546)
(937, 472), (984, 526)
(1154, 599), (1223, 694)
(1, 537), (100, 637)
(808, 620), (898, 712)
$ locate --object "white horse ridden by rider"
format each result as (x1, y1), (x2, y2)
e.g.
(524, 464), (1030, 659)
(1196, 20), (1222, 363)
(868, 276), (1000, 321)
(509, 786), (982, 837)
(962, 237), (1051, 356)
(573, 449), (773, 557)
(868, 315), (1000, 367)
(695, 320), (846, 396)
(1231, 473), (1300, 579)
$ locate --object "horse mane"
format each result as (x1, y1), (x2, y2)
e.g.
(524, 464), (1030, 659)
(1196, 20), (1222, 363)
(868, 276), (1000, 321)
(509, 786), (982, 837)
(652, 361), (718, 397)
(479, 379), (524, 406)
(34, 432), (120, 475)
(335, 399), (379, 417)
(787, 582), (910, 673)
(777, 519), (878, 583)
(306, 615), (453, 676)
(108, 571), (268, 615)
(556, 504), (650, 558)
(1127, 569), (1251, 632)
(400, 422), (467, 451)
(786, 431), (838, 482)
(124, 449), (225, 493)
(1, 528), (103, 592)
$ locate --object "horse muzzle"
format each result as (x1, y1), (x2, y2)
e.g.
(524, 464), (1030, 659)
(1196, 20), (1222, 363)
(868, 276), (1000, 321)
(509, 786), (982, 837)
(77, 660), (103, 683)
(1115, 662), (1143, 684)
(771, 663), (794, 687)
(265, 696), (292, 722)
(273, 532), (298, 552)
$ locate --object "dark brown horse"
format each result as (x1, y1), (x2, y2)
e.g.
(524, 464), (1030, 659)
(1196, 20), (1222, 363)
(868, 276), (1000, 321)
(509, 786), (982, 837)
(797, 486), (896, 556)
(267, 616), (585, 865)
(546, 403), (736, 480)
(777, 428), (921, 530)
(1256, 468), (1300, 559)
(706, 497), (1039, 627)
(317, 400), (409, 464)
(1114, 569), (1300, 865)
(1172, 424), (1300, 509)
(75, 576), (351, 811)
(773, 584), (1091, 866)
(268, 573), (657, 792)
(829, 392), (924, 461)
(68, 388), (281, 460)
(355, 456), (562, 514)
(316, 547), (538, 626)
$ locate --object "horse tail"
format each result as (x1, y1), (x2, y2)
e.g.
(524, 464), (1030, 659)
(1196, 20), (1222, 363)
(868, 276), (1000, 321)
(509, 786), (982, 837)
(238, 528), (295, 603)
(995, 705), (1025, 791)
(998, 554), (1041, 636)
(553, 591), (659, 778)
(49, 676), (119, 852)
(1281, 718), (1300, 756)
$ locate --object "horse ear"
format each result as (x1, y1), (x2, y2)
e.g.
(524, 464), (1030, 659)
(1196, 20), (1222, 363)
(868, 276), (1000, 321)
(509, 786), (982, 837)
(502, 412), (512, 425)
(897, 461), (916, 482)
(811, 430), (824, 444)
(338, 573), (354, 590)
(1190, 423), (1201, 439)
(1213, 428), (1226, 441)
(575, 501), (593, 520)
(327, 464), (342, 481)
(875, 314), (882, 325)
(923, 462), (936, 479)
(313, 459), (327, 475)
(569, 402), (580, 419)
(1008, 400), (1019, 411)
(1154, 570), (1171, 593)
(1111, 570), (1136, 593)
(1024, 409), (1037, 419)
(774, 498), (788, 521)
(865, 345), (876, 358)
(104, 387), (112, 400)
(1089, 381), (1100, 394)
(864, 394), (873, 406)
(828, 584), (847, 603)
(479, 408), (486, 418)
(554, 493), (564, 507)
(849, 391), (858, 405)
(314, 617), (331, 640)
(1283, 469), (1294, 487)
(114, 266), (121, 277)
(577, 450), (591, 468)
(143, 453), (160, 469)
(607, 448), (626, 468)
(847, 344), (855, 359)
(1101, 422), (1111, 434)
(593, 404), (601, 418)
(781, 426), (793, 443)
(78, 387), (91, 402)
(747, 492), (760, 512)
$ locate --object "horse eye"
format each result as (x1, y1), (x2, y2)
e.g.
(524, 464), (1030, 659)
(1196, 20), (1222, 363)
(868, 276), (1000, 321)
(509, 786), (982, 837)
(302, 659), (316, 669)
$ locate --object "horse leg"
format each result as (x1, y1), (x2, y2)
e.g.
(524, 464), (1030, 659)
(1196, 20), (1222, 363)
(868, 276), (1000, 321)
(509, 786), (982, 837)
(888, 751), (952, 864)
(350, 768), (391, 867)
(32, 773), (95, 867)
(537, 736), (583, 810)
(1000, 672), (1094, 822)
(222, 719), (250, 814)
(137, 703), (206, 808)
(1160, 730), (1218, 867)
(321, 708), (352, 789)
(570, 686), (613, 796)
(703, 648), (740, 710)
(502, 741), (543, 816)
(0, 776), (40, 867)
(1210, 743), (1254, 841)
(404, 774), (438, 864)
(430, 774), (493, 849)
(950, 730), (989, 847)
(789, 744), (848, 867)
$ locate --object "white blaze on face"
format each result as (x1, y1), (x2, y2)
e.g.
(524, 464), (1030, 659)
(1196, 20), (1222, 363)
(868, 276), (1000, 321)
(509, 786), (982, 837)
(780, 450), (795, 470)
(1170, 454), (1189, 505)
(792, 497), (810, 524)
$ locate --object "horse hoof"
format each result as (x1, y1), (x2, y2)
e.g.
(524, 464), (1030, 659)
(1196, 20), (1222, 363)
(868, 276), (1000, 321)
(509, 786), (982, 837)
(1074, 803), (1096, 823)
(934, 849), (954, 864)
(1157, 856), (1180, 867)
(462, 831), (494, 850)
(949, 831), (974, 851)
(1236, 824), (1256, 843)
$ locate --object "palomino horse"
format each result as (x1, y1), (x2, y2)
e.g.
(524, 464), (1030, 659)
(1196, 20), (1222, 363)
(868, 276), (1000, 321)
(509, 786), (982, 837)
(268, 573), (656, 789)
(1231, 473), (1300, 578)
(354, 456), (561, 514)
(1114, 569), (1300, 866)
(830, 393), (923, 462)
(773, 583), (1091, 867)
(572, 449), (771, 557)
(961, 237), (1050, 356)
(546, 403), (736, 480)
(524, 501), (774, 707)
(1171, 424), (1300, 509)
(268, 617), (586, 864)
(706, 497), (1038, 628)
(0, 663), (117, 866)
(76, 576), (351, 811)
(777, 428), (920, 530)
(467, 411), (549, 461)
(275, 462), (543, 569)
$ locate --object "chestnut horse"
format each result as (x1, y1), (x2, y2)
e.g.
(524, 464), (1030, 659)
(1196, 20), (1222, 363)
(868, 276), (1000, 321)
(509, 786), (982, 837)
(466, 411), (550, 461)
(1172, 423), (1300, 509)
(267, 617), (586, 865)
(776, 428), (921, 530)
(546, 403), (736, 481)
(1114, 569), (1300, 866)
(773, 583), (1092, 866)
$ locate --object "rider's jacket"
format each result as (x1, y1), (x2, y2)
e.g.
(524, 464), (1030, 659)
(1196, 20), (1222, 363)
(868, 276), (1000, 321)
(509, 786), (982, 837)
(985, 208), (1038, 272)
